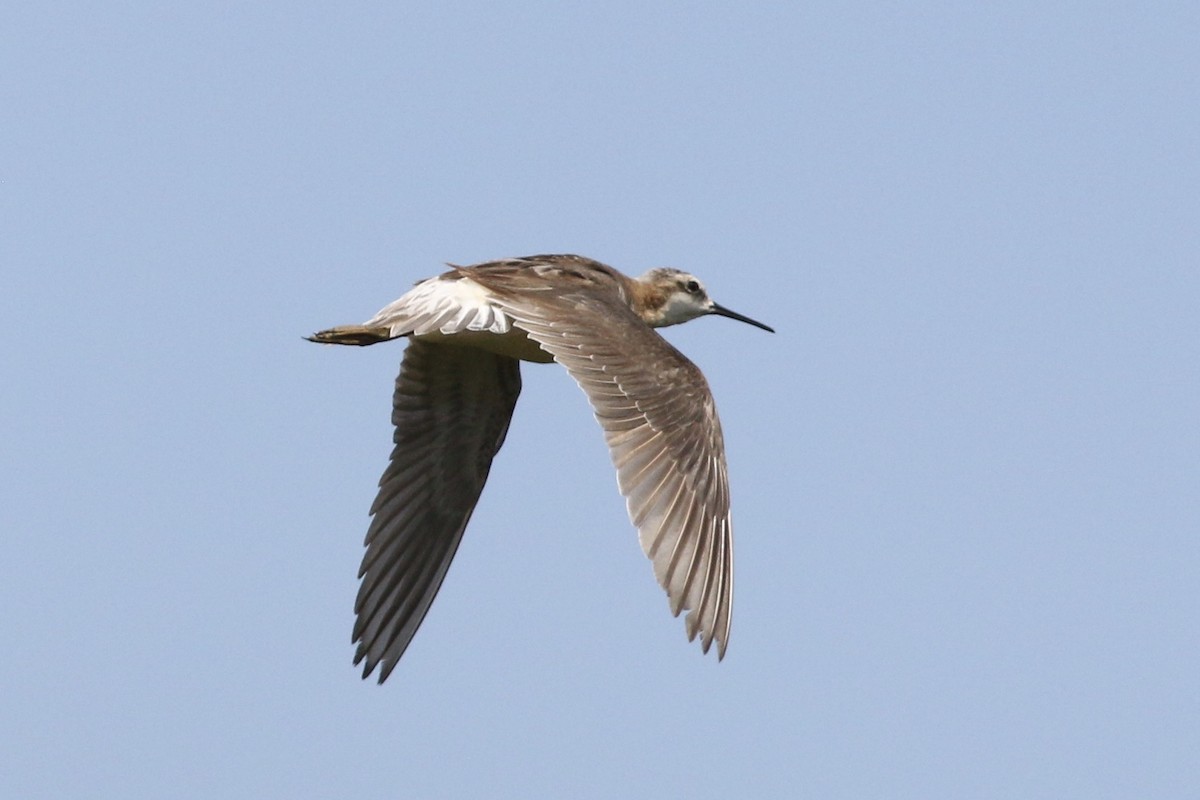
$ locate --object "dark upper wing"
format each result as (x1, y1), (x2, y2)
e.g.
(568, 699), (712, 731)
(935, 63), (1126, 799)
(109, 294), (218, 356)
(353, 339), (521, 681)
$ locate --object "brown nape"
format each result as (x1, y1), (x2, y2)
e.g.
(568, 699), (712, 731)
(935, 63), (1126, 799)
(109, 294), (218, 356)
(623, 276), (670, 326)
(305, 325), (396, 346)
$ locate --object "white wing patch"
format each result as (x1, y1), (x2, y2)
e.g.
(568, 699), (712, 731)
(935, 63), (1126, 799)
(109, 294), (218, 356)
(365, 276), (515, 337)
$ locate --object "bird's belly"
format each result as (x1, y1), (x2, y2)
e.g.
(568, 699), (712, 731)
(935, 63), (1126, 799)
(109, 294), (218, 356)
(412, 328), (555, 363)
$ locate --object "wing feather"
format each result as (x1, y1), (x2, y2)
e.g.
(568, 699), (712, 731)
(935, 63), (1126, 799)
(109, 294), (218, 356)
(351, 339), (521, 681)
(482, 286), (734, 658)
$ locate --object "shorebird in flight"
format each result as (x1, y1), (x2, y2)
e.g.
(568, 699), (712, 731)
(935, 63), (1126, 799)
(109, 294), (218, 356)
(308, 254), (773, 681)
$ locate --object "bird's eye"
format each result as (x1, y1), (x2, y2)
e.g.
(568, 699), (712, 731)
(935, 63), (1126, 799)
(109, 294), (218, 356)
(685, 279), (701, 293)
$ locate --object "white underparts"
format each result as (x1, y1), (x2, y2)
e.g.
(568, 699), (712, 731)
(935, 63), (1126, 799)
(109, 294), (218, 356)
(365, 277), (553, 363)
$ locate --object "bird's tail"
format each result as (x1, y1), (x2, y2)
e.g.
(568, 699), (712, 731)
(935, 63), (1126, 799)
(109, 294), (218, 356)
(305, 325), (397, 346)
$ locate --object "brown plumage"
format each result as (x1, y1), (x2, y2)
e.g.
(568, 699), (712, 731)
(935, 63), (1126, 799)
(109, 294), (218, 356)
(308, 254), (773, 682)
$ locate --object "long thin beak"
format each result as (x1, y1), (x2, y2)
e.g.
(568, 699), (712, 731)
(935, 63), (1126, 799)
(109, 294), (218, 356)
(710, 302), (775, 333)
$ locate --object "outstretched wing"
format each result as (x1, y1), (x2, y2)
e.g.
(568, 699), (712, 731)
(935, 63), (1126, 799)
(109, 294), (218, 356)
(489, 289), (733, 658)
(353, 340), (521, 682)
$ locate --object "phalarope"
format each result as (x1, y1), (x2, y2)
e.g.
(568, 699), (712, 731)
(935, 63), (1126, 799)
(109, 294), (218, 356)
(309, 254), (773, 681)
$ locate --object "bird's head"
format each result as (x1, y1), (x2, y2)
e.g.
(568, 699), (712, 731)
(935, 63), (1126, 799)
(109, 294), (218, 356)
(637, 268), (775, 332)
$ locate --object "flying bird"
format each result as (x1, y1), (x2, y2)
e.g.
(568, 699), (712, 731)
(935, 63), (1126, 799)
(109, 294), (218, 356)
(308, 254), (773, 681)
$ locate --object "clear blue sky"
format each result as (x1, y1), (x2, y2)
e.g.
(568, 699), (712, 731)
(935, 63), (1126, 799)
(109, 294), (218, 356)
(3, 2), (1197, 798)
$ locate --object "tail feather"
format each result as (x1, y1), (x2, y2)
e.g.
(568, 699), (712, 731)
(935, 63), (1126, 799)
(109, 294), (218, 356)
(306, 325), (397, 346)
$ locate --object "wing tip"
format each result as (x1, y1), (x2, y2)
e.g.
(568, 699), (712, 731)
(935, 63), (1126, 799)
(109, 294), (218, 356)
(354, 644), (398, 684)
(682, 605), (729, 661)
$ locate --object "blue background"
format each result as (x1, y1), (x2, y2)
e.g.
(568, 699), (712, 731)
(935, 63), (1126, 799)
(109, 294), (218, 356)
(3, 3), (1197, 797)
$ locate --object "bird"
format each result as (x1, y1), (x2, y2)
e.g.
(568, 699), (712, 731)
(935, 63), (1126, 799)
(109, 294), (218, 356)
(307, 254), (773, 682)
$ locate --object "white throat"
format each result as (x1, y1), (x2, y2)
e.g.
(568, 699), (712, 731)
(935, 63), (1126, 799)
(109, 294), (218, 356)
(654, 293), (709, 327)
